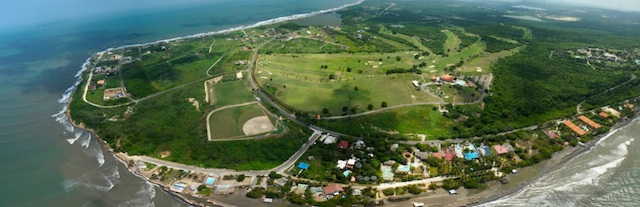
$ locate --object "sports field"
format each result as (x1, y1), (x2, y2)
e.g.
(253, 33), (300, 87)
(208, 103), (276, 140)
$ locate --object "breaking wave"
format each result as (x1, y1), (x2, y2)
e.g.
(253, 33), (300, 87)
(67, 131), (84, 144)
(62, 163), (120, 192)
(118, 182), (156, 207)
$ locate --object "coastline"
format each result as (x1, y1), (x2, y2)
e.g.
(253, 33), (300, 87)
(60, 1), (367, 207)
(472, 111), (640, 206)
(56, 0), (639, 206)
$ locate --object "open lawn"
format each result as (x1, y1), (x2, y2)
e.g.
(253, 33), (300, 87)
(316, 106), (458, 139)
(119, 32), (263, 98)
(257, 58), (438, 114)
(209, 103), (272, 140)
(460, 45), (527, 73)
(213, 80), (255, 107)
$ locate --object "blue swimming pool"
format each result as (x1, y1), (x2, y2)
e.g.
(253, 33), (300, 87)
(205, 177), (215, 185)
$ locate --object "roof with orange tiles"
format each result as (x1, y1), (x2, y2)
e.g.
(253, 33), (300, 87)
(599, 112), (609, 118)
(563, 120), (586, 136)
(578, 116), (601, 129)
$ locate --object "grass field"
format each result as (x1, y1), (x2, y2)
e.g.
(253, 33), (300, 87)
(257, 60), (438, 114)
(209, 103), (271, 140)
(316, 106), (457, 139)
(443, 29), (461, 54)
(213, 80), (255, 107)
(459, 45), (527, 73)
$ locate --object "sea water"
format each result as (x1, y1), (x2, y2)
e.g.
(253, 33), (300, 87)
(0, 0), (359, 206)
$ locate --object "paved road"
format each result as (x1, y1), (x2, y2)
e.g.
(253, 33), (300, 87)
(246, 39), (348, 137)
(135, 130), (323, 176)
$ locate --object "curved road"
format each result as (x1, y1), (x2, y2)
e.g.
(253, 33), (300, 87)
(576, 74), (636, 114)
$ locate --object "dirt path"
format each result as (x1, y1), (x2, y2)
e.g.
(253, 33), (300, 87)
(206, 54), (226, 77)
(208, 39), (216, 53)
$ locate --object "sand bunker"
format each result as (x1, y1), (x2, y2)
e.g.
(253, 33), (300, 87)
(242, 116), (275, 135)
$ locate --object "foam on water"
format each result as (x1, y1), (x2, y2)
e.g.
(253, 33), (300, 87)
(482, 130), (637, 207)
(67, 131), (84, 144)
(80, 133), (91, 149)
(62, 161), (120, 193)
(118, 182), (156, 207)
(52, 107), (74, 132)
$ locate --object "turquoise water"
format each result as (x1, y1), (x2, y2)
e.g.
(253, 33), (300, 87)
(0, 0), (359, 206)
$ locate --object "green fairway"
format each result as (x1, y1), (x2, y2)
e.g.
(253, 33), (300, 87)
(443, 29), (461, 54)
(209, 103), (270, 140)
(213, 79), (255, 107)
(256, 53), (441, 114)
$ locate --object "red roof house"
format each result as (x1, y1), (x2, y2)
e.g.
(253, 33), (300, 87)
(323, 184), (344, 196)
(440, 74), (455, 82)
(443, 149), (456, 161)
(493, 145), (508, 155)
(338, 140), (349, 149)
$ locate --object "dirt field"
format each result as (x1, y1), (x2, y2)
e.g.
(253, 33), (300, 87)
(242, 116), (275, 135)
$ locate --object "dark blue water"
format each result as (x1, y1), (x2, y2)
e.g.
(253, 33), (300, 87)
(0, 1), (359, 206)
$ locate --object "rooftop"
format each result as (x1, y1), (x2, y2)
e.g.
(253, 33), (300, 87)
(563, 120), (587, 136)
(578, 115), (601, 129)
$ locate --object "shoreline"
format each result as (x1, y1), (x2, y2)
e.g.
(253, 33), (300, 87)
(57, 0), (639, 206)
(472, 111), (640, 206)
(60, 1), (367, 207)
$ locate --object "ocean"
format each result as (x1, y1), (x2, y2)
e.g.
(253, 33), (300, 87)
(0, 0), (359, 206)
(2, 0), (639, 206)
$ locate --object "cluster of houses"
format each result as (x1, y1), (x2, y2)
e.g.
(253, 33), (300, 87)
(94, 65), (118, 74)
(577, 48), (620, 62)
(429, 142), (515, 162)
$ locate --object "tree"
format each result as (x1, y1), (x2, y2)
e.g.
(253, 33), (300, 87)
(322, 108), (330, 114)
(396, 56), (401, 61)
(342, 106), (349, 112)
(197, 185), (207, 192)
(246, 187), (265, 198)
(329, 74), (335, 79)
(407, 185), (423, 194)
(367, 104), (374, 110)
(350, 107), (357, 114)
(347, 67), (352, 72)
(268, 171), (282, 179)
(237, 174), (246, 182)
(382, 188), (395, 196)
(354, 86), (359, 91)
(381, 101), (388, 108)
(429, 183), (438, 190)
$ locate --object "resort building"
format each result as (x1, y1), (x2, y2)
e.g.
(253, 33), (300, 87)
(578, 115), (601, 129)
(563, 120), (587, 136)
